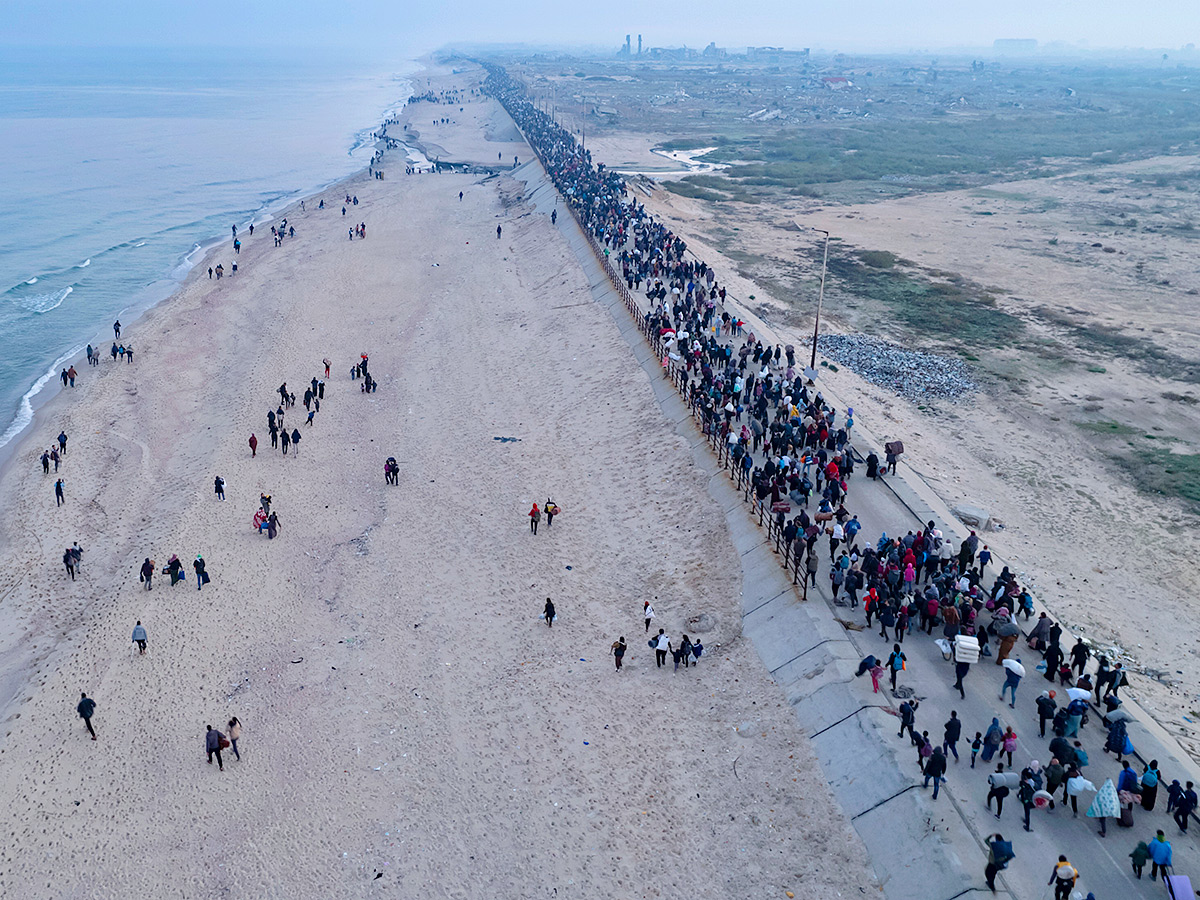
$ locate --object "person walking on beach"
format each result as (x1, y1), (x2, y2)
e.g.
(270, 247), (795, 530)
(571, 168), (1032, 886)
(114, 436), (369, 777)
(528, 502), (540, 534)
(227, 717), (242, 761)
(610, 637), (626, 671)
(653, 628), (670, 668)
(113, 320), (121, 339)
(205, 724), (226, 771)
(214, 476), (225, 500)
(193, 555), (209, 591)
(543, 598), (555, 628)
(281, 429), (290, 455)
(643, 600), (654, 633)
(54, 478), (64, 506)
(140, 557), (154, 589)
(132, 621), (147, 654)
(544, 499), (558, 528)
(290, 428), (302, 456)
(63, 547), (76, 580)
(497, 225), (502, 239)
(67, 365), (77, 387)
(58, 431), (68, 454)
(77, 692), (97, 740)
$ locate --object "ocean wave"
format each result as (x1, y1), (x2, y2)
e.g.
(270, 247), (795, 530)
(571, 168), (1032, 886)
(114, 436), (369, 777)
(24, 277), (37, 284)
(0, 342), (88, 452)
(11, 286), (73, 314)
(76, 258), (90, 267)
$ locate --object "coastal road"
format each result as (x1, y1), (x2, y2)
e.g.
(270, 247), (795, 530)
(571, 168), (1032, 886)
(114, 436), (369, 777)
(509, 158), (1199, 899)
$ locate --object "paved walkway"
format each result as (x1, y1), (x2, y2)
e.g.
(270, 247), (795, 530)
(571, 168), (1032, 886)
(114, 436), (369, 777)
(504, 156), (1199, 899)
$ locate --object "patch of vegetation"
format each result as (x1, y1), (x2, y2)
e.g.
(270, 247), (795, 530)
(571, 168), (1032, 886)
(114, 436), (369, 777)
(856, 250), (898, 269)
(1112, 448), (1200, 511)
(693, 107), (1200, 197)
(1086, 364), (1108, 373)
(678, 174), (760, 203)
(662, 180), (727, 202)
(1033, 307), (1200, 384)
(823, 250), (1023, 348)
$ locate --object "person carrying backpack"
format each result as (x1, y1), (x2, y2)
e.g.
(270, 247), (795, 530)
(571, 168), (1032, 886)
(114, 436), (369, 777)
(887, 643), (906, 691)
(1047, 856), (1078, 900)
(1019, 772), (1037, 832)
(984, 833), (1013, 891)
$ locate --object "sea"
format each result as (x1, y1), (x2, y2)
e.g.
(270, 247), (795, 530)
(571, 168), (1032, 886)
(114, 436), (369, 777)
(0, 45), (417, 451)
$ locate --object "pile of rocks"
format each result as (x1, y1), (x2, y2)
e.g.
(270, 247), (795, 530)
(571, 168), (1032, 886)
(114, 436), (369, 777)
(808, 333), (977, 401)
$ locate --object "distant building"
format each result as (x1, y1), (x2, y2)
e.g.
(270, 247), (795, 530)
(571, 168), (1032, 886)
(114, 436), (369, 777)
(993, 38), (1038, 53)
(746, 46), (810, 63)
(617, 35), (632, 57)
(702, 42), (726, 59)
(822, 76), (852, 90)
(648, 46), (699, 60)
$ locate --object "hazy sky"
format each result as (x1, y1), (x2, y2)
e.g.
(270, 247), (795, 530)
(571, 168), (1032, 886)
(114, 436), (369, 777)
(6, 0), (1197, 54)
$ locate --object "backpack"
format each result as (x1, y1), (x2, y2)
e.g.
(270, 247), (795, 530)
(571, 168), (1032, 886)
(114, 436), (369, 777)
(991, 840), (1015, 868)
(890, 652), (905, 671)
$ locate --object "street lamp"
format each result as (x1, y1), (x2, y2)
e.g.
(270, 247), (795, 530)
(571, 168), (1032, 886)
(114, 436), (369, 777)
(810, 227), (830, 372)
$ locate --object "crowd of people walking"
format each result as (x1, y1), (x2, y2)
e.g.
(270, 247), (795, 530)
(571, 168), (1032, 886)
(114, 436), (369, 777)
(483, 61), (1194, 897)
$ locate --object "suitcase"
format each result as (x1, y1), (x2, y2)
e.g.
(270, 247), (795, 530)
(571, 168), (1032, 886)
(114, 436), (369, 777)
(1118, 804), (1135, 827)
(1164, 873), (1193, 900)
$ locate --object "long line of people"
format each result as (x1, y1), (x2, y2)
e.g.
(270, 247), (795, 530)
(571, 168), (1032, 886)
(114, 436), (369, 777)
(484, 62), (1196, 894)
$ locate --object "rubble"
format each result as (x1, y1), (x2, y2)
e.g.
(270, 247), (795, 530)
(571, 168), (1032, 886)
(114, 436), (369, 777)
(806, 333), (978, 402)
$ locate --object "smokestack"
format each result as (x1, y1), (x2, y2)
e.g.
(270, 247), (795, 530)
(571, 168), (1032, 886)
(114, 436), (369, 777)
(625, 35), (631, 55)
(638, 34), (642, 56)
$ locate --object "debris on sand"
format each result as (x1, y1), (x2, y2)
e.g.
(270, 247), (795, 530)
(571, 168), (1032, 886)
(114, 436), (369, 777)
(806, 334), (977, 402)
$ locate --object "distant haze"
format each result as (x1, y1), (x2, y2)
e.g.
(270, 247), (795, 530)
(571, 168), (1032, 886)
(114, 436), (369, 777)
(7, 0), (1198, 54)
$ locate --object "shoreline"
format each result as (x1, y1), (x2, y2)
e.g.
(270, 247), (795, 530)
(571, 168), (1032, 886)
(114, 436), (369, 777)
(0, 59), (879, 898)
(0, 65), (421, 470)
(0, 60), (443, 728)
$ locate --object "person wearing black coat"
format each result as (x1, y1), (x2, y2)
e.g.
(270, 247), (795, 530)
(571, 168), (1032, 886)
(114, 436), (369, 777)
(866, 451), (879, 479)
(923, 748), (948, 799)
(1044, 642), (1064, 681)
(1037, 691), (1058, 738)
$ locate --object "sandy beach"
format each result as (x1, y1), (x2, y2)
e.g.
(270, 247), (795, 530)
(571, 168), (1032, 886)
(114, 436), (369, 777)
(0, 64), (874, 899)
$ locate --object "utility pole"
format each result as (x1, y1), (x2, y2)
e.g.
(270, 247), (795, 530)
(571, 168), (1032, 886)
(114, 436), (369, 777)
(810, 228), (830, 372)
